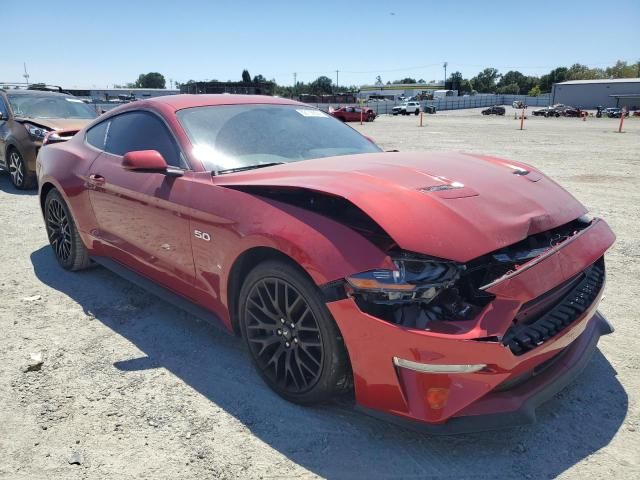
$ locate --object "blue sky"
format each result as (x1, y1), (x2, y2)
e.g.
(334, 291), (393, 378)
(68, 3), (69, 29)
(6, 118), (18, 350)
(2, 0), (638, 88)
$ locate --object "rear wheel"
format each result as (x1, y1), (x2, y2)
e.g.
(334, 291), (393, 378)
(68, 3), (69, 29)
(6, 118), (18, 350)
(239, 260), (351, 405)
(44, 189), (92, 271)
(7, 148), (36, 190)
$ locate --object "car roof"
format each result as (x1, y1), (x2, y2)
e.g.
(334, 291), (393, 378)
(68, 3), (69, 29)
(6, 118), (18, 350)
(3, 89), (70, 97)
(143, 94), (306, 111)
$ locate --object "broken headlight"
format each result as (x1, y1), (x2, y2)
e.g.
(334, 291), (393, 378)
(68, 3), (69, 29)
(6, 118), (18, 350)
(346, 255), (463, 303)
(345, 254), (487, 329)
(24, 122), (50, 141)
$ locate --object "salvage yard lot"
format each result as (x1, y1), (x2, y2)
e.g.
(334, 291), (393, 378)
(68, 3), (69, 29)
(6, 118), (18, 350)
(1, 109), (638, 479)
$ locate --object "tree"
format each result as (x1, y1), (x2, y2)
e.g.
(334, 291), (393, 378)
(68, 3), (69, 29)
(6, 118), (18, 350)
(242, 69), (252, 82)
(446, 71), (464, 91)
(418, 78), (426, 83)
(538, 67), (568, 93)
(605, 60), (640, 78)
(134, 72), (166, 89)
(252, 74), (267, 83)
(459, 79), (473, 94)
(528, 85), (541, 97)
(566, 63), (606, 81)
(392, 77), (417, 84)
(375, 75), (383, 86)
(496, 70), (540, 95)
(309, 76), (333, 95)
(470, 68), (500, 93)
(497, 83), (520, 94)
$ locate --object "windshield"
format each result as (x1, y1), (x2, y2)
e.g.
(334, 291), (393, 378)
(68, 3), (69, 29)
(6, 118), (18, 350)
(7, 94), (98, 119)
(177, 104), (381, 173)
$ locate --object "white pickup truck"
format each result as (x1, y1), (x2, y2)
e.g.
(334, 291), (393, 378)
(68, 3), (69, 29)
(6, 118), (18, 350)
(392, 101), (421, 116)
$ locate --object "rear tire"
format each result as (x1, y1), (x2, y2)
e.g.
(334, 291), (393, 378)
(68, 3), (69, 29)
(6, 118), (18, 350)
(238, 260), (351, 405)
(7, 148), (36, 190)
(44, 189), (92, 271)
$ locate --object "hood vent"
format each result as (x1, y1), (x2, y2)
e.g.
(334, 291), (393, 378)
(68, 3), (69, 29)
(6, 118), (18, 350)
(420, 181), (464, 193)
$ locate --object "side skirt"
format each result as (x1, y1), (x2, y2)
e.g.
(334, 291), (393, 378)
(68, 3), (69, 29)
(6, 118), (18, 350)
(91, 256), (232, 335)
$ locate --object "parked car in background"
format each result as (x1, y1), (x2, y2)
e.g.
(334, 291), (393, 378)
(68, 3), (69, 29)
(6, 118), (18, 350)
(392, 101), (421, 116)
(37, 93), (616, 432)
(607, 108), (629, 118)
(481, 105), (506, 116)
(512, 100), (525, 109)
(560, 106), (586, 117)
(329, 106), (376, 122)
(532, 106), (561, 117)
(0, 86), (98, 189)
(423, 105), (437, 114)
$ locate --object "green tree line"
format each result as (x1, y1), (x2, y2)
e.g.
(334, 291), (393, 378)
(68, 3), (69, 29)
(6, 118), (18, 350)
(119, 60), (638, 97)
(446, 60), (639, 96)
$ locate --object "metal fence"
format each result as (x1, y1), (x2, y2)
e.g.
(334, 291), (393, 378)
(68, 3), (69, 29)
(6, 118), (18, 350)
(311, 93), (551, 115)
(92, 93), (551, 116)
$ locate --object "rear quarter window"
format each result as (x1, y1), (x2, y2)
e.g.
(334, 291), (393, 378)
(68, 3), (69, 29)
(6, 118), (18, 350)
(86, 121), (109, 150)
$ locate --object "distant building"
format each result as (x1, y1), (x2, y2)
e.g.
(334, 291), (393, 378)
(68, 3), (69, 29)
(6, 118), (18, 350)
(359, 83), (445, 100)
(180, 81), (273, 96)
(65, 88), (179, 102)
(551, 78), (640, 109)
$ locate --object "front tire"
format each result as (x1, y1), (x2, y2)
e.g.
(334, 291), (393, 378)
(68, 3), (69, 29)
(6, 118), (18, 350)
(8, 148), (36, 190)
(44, 189), (92, 271)
(239, 260), (351, 405)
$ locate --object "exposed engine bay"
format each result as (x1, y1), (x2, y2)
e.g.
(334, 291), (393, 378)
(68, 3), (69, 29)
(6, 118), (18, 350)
(350, 216), (593, 329)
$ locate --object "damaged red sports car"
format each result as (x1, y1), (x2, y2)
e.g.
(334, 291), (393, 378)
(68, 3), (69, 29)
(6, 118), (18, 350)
(37, 95), (615, 433)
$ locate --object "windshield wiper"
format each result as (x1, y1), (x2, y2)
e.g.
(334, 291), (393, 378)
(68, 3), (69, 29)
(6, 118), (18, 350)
(215, 162), (285, 175)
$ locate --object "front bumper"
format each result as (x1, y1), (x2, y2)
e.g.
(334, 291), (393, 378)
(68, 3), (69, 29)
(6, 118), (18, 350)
(358, 312), (612, 434)
(327, 219), (615, 432)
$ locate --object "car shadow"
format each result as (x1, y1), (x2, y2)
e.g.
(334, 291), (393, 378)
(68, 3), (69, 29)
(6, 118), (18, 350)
(30, 246), (628, 479)
(0, 170), (37, 195)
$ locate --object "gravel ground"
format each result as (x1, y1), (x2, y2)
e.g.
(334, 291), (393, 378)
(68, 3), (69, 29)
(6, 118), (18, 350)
(1, 108), (638, 479)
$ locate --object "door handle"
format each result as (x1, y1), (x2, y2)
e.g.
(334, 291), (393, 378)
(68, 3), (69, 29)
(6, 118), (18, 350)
(88, 173), (105, 186)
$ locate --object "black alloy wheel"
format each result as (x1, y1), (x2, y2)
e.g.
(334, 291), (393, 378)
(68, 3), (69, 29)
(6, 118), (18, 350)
(44, 189), (92, 270)
(46, 196), (72, 263)
(239, 260), (350, 404)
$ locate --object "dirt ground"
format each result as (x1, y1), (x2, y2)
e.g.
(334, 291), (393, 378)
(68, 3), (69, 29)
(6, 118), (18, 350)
(1, 109), (638, 479)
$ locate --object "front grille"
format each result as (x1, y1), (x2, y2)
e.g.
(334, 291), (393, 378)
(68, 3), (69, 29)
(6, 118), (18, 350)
(502, 258), (605, 355)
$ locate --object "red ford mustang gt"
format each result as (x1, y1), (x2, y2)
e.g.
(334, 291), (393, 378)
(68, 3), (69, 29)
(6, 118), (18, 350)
(37, 94), (615, 433)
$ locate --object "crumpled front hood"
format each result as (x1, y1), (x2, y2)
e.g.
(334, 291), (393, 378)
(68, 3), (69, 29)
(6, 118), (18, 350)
(15, 117), (93, 132)
(214, 151), (587, 262)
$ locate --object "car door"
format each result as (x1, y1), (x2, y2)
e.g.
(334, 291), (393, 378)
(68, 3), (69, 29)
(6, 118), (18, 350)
(86, 110), (196, 295)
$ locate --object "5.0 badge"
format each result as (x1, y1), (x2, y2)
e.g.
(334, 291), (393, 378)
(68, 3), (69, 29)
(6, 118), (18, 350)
(194, 230), (211, 241)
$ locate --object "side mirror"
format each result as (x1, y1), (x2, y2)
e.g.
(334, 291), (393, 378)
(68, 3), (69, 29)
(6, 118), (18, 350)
(122, 150), (183, 177)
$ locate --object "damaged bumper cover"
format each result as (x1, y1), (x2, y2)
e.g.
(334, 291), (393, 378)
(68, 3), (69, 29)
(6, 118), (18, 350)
(359, 311), (613, 434)
(326, 218), (616, 432)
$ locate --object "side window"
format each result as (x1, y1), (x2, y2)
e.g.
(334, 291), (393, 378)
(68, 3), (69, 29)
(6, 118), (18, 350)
(105, 111), (184, 167)
(86, 121), (109, 150)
